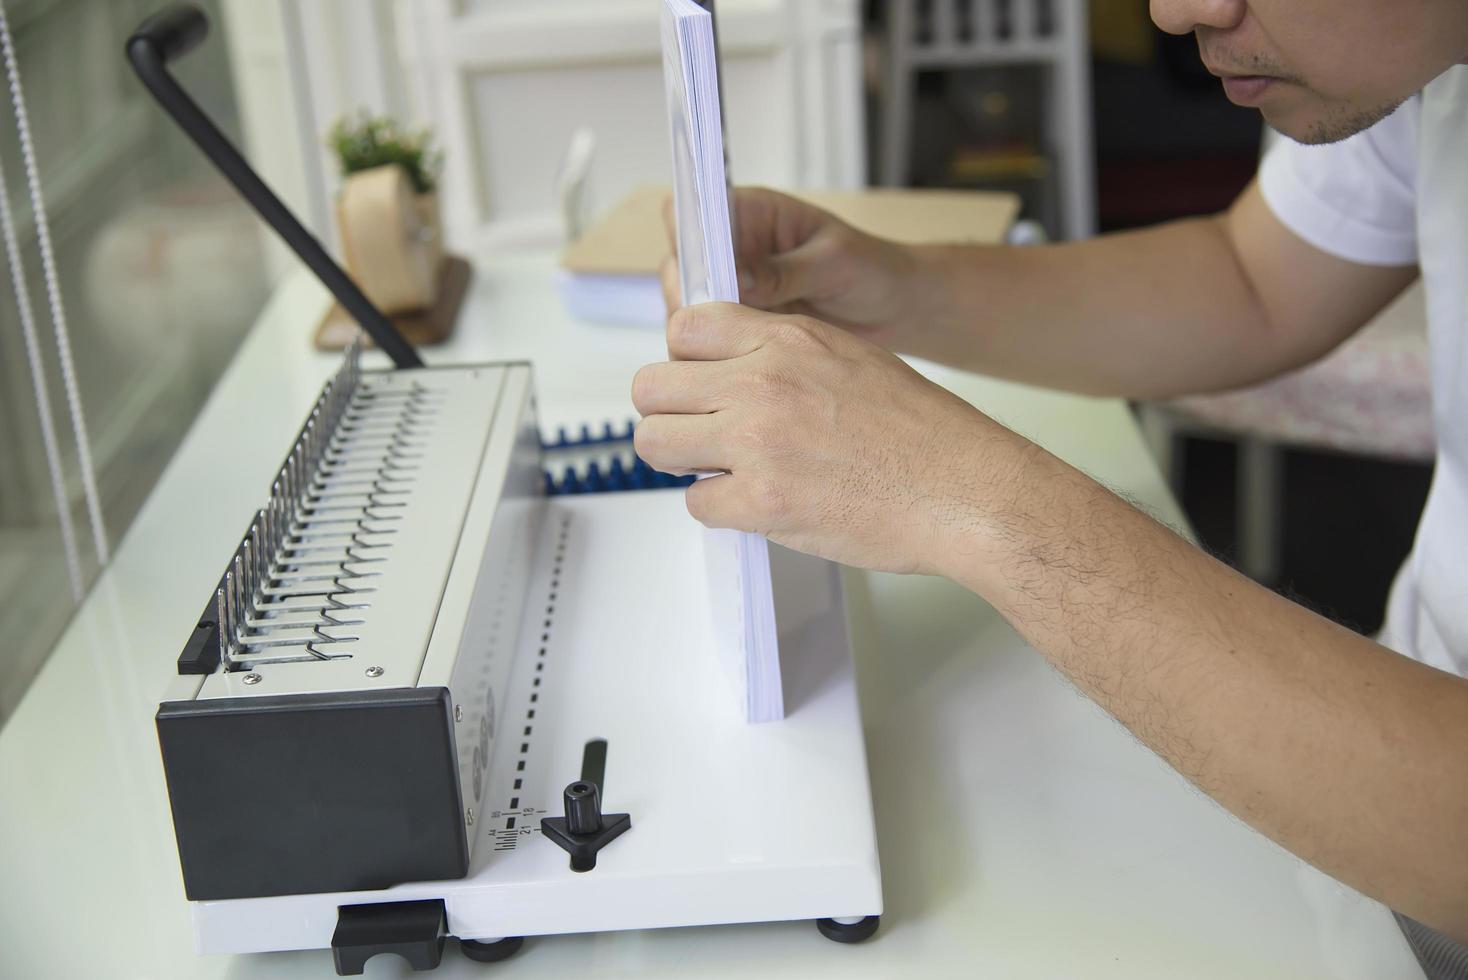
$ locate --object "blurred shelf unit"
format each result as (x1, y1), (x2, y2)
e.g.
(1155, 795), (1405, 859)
(877, 0), (1095, 239)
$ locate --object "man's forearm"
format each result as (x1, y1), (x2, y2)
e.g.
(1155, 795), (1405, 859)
(939, 432), (1468, 939)
(897, 218), (1275, 397)
(895, 183), (1416, 400)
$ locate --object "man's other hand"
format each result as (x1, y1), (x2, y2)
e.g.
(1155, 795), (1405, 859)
(661, 187), (924, 350)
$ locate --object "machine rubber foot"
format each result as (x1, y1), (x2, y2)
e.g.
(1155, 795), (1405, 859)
(459, 936), (525, 963)
(816, 915), (880, 943)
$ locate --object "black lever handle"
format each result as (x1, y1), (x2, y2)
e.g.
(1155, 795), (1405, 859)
(125, 4), (423, 369)
(129, 4), (208, 63)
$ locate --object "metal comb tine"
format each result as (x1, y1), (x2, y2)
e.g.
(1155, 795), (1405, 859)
(252, 516), (267, 593)
(312, 405), (326, 455)
(301, 431), (315, 481)
(304, 415), (318, 472)
(244, 526), (258, 601)
(215, 587), (229, 668)
(232, 546), (246, 614)
(342, 345), (357, 399)
(268, 483), (283, 555)
(339, 357), (355, 411)
(282, 483), (295, 533)
(240, 539), (255, 610)
(276, 501), (291, 567)
(324, 381), (342, 433)
(321, 390), (336, 438)
(232, 555), (248, 641)
(289, 447), (302, 505)
(259, 510), (274, 587)
(322, 384), (337, 434)
(334, 346), (349, 394)
(277, 492), (289, 550)
(238, 555), (253, 645)
(223, 570), (237, 658)
(245, 522), (257, 594)
(309, 391), (325, 443)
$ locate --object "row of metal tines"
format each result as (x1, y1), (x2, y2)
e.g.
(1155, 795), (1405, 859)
(215, 340), (433, 670)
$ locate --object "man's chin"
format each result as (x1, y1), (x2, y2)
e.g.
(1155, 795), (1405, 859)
(1263, 97), (1405, 146)
(1262, 108), (1326, 145)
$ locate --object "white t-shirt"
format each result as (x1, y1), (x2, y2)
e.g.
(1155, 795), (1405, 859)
(1258, 66), (1468, 678)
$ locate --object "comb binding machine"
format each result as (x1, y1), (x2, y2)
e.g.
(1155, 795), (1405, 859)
(134, 5), (883, 973)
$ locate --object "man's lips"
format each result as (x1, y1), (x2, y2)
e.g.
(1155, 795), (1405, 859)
(1202, 63), (1281, 106)
(1218, 74), (1276, 105)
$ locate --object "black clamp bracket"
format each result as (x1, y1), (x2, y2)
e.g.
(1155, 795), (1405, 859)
(330, 899), (446, 976)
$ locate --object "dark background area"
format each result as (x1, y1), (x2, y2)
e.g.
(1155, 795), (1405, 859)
(1091, 24), (1433, 634)
(1090, 21), (1433, 632)
(864, 1), (1434, 634)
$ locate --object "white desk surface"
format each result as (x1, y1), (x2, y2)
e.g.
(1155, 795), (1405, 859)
(0, 253), (1421, 979)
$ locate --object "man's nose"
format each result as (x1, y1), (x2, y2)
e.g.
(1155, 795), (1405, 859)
(1150, 0), (1247, 35)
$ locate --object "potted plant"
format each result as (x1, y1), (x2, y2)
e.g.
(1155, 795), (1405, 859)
(327, 112), (445, 313)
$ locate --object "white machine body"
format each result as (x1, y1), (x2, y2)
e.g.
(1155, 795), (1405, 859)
(157, 358), (881, 957)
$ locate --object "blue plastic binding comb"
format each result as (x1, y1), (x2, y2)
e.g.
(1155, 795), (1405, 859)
(541, 420), (696, 496)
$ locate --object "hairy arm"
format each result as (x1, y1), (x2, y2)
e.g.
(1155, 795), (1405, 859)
(937, 432), (1468, 940)
(898, 181), (1418, 398)
(643, 187), (1455, 933)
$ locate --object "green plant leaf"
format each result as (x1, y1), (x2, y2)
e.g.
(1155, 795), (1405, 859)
(326, 110), (441, 194)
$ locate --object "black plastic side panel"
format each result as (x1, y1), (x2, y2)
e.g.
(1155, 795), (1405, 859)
(175, 594), (222, 675)
(156, 686), (467, 901)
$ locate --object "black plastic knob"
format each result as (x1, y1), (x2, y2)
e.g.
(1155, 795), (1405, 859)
(541, 777), (630, 873)
(564, 781), (603, 836)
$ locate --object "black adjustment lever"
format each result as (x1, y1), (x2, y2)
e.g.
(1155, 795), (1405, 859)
(541, 739), (630, 872)
(125, 4), (423, 369)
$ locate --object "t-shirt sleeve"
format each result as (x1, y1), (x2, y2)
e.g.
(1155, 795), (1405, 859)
(1257, 103), (1419, 267)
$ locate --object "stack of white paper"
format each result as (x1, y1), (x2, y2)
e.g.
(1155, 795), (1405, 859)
(660, 0), (784, 723)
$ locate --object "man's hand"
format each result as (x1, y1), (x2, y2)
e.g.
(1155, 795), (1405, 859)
(661, 188), (926, 350)
(632, 302), (1029, 575)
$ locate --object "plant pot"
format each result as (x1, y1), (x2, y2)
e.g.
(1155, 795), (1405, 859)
(336, 164), (443, 315)
(413, 190), (444, 280)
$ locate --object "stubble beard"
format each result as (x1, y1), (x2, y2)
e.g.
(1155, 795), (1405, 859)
(1289, 95), (1407, 145)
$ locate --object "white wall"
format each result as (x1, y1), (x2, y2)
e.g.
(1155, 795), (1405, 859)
(221, 0), (402, 276)
(224, 0), (866, 256)
(396, 0), (865, 251)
